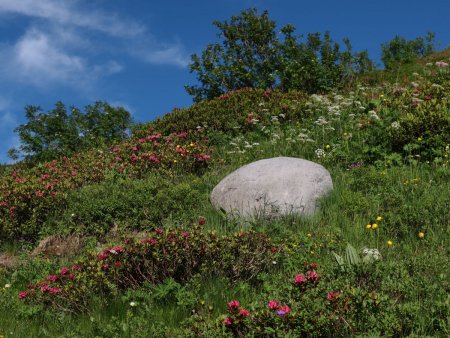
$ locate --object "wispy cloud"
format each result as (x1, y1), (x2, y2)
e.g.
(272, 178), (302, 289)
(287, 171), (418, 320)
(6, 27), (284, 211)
(0, 0), (145, 37)
(0, 0), (189, 89)
(0, 26), (122, 89)
(135, 44), (190, 68)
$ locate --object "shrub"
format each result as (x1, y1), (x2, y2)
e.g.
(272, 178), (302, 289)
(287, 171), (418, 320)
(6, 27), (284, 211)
(381, 32), (435, 70)
(43, 175), (203, 237)
(18, 227), (280, 312)
(0, 131), (215, 241)
(134, 88), (307, 139)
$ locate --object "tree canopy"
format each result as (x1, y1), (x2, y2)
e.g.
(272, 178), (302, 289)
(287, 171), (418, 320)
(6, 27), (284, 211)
(186, 8), (374, 102)
(10, 101), (132, 163)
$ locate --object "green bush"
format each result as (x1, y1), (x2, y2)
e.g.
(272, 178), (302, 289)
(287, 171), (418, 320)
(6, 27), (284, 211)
(0, 131), (215, 241)
(43, 175), (203, 237)
(134, 88), (307, 139)
(18, 227), (280, 312)
(381, 32), (435, 70)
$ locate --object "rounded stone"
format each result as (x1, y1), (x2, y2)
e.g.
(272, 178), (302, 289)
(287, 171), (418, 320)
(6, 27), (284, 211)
(211, 157), (333, 218)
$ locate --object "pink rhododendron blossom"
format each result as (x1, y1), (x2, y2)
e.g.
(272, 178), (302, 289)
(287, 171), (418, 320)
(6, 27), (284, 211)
(307, 270), (319, 283)
(294, 273), (306, 286)
(18, 291), (28, 299)
(47, 275), (58, 282)
(49, 287), (62, 294)
(239, 309), (250, 317)
(327, 291), (338, 302)
(276, 305), (291, 317)
(223, 317), (233, 325)
(227, 299), (240, 312)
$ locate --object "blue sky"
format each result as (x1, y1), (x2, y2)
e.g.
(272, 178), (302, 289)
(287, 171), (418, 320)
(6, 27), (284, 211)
(0, 0), (449, 163)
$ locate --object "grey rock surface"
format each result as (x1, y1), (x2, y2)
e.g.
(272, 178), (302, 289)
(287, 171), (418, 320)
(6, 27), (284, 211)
(211, 157), (333, 219)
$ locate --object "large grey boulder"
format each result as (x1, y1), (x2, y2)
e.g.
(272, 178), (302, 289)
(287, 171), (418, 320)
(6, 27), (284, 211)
(211, 157), (333, 219)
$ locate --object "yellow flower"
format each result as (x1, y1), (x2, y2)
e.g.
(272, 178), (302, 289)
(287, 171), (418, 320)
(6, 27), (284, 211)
(387, 240), (394, 246)
(366, 224), (372, 229)
(376, 216), (382, 221)
(173, 160), (177, 163)
(307, 233), (312, 237)
(418, 232), (425, 238)
(190, 143), (195, 147)
(371, 223), (378, 230)
(325, 144), (331, 149)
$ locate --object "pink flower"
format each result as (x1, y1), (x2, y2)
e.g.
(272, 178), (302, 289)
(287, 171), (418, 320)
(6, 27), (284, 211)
(18, 291), (28, 300)
(103, 263), (109, 270)
(310, 263), (317, 270)
(268, 300), (279, 309)
(114, 261), (122, 268)
(141, 238), (158, 245)
(60, 267), (69, 275)
(239, 309), (250, 318)
(223, 317), (233, 326)
(97, 253), (109, 260)
(326, 291), (338, 302)
(307, 270), (319, 283)
(294, 273), (306, 286)
(276, 305), (291, 317)
(49, 287), (62, 294)
(67, 274), (75, 279)
(227, 299), (240, 312)
(71, 264), (80, 271)
(47, 275), (58, 282)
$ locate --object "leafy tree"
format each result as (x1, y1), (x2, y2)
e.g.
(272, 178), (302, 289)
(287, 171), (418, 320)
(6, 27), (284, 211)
(186, 9), (279, 101)
(11, 101), (132, 163)
(186, 8), (374, 102)
(381, 32), (435, 70)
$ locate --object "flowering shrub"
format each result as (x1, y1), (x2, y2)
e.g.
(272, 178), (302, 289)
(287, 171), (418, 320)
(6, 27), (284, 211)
(0, 131), (215, 240)
(18, 226), (279, 311)
(133, 88), (307, 139)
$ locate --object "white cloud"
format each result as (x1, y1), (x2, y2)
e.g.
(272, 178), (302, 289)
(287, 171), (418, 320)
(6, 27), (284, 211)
(14, 27), (86, 83)
(0, 0), (145, 37)
(0, 26), (123, 88)
(139, 44), (190, 68)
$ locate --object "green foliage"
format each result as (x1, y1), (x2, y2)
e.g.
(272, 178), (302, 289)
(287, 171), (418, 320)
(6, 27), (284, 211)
(0, 131), (215, 241)
(43, 175), (203, 237)
(136, 88), (306, 138)
(381, 32), (435, 70)
(186, 8), (374, 102)
(19, 227), (279, 312)
(11, 101), (132, 163)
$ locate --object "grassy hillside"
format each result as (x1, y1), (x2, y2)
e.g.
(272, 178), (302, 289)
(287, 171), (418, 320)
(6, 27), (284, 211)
(0, 54), (449, 337)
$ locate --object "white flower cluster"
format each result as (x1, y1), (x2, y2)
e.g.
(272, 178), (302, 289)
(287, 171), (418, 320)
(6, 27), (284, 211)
(315, 148), (325, 158)
(361, 247), (381, 261)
